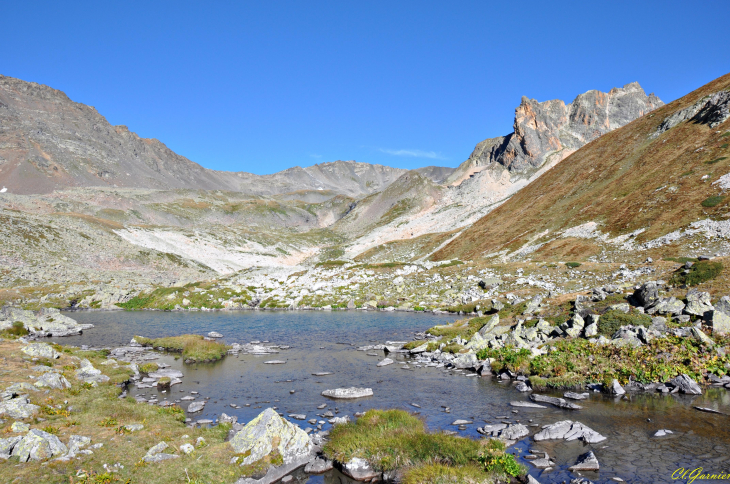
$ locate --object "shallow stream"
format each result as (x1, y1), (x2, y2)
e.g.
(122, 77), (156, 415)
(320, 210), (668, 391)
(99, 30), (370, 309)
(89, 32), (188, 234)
(56, 311), (730, 484)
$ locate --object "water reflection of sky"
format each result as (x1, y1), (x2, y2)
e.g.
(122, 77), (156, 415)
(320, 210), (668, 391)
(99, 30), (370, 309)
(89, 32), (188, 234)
(54, 310), (730, 484)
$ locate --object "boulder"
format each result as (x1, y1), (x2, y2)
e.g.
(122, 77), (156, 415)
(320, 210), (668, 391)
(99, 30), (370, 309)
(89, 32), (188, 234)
(684, 289), (714, 318)
(569, 451), (600, 471)
(510, 401), (546, 408)
(342, 457), (379, 481)
(75, 359), (110, 384)
(524, 295), (542, 314)
(21, 343), (60, 359)
(0, 436), (22, 459)
(478, 314), (500, 336)
(452, 352), (479, 370)
(534, 420), (606, 443)
(647, 297), (685, 316)
(669, 374), (702, 395)
(607, 379), (625, 395)
(306, 455), (334, 474)
(564, 392), (589, 400)
(634, 282), (659, 308)
(530, 394), (582, 410)
(0, 398), (39, 419)
(321, 388), (373, 399)
(187, 401), (206, 413)
(11, 422), (30, 433)
(710, 307), (730, 336)
(376, 358), (394, 367)
(690, 327), (715, 346)
(515, 381), (530, 392)
(143, 441), (179, 463)
(584, 323), (598, 338)
(229, 408), (312, 467)
(34, 372), (71, 390)
(12, 429), (67, 461)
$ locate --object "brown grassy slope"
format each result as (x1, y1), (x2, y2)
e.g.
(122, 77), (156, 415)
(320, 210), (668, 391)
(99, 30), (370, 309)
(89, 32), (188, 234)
(433, 72), (730, 261)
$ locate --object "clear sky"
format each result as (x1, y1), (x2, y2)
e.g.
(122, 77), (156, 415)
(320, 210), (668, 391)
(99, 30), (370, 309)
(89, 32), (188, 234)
(2, 1), (729, 174)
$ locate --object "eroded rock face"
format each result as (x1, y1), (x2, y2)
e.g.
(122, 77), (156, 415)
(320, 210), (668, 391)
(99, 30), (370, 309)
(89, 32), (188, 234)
(448, 82), (663, 183)
(229, 408), (312, 467)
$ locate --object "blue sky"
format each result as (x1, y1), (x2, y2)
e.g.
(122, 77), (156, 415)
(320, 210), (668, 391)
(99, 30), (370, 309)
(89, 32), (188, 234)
(3, 1), (729, 174)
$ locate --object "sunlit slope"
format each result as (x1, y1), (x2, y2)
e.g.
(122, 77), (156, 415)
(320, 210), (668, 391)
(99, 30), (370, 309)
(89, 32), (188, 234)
(433, 72), (730, 261)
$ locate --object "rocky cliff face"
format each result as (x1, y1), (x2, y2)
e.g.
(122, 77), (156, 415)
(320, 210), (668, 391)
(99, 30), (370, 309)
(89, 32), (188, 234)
(447, 83), (664, 185)
(0, 75), (414, 196)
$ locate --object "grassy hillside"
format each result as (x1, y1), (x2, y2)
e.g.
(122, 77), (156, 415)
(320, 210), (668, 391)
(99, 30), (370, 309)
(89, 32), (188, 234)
(433, 73), (730, 261)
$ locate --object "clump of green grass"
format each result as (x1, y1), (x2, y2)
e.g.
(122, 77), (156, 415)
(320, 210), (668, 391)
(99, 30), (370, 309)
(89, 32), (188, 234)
(138, 362), (159, 374)
(705, 156), (728, 165)
(670, 260), (724, 286)
(0, 321), (29, 338)
(597, 310), (652, 336)
(478, 439), (523, 477)
(135, 335), (229, 362)
(664, 257), (699, 263)
(324, 409), (513, 480)
(476, 347), (531, 373)
(701, 195), (724, 207)
(315, 260), (348, 268)
(565, 261), (582, 268)
(403, 340), (428, 350)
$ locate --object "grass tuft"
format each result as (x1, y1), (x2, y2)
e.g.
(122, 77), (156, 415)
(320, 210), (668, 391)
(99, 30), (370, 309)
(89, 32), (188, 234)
(134, 334), (229, 362)
(670, 260), (724, 286)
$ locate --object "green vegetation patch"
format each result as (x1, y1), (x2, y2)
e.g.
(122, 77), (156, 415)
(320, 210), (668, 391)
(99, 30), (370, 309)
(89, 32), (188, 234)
(701, 195), (724, 207)
(565, 262), (582, 268)
(134, 334), (229, 362)
(597, 310), (652, 336)
(324, 409), (522, 481)
(704, 157), (728, 165)
(664, 257), (699, 263)
(315, 260), (348, 268)
(476, 347), (531, 373)
(670, 260), (724, 286)
(0, 321), (29, 338)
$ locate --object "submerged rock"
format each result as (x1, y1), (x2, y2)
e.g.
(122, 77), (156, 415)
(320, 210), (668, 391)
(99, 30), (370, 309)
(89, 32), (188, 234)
(321, 388), (373, 399)
(229, 408), (312, 467)
(530, 394), (582, 410)
(569, 450), (600, 471)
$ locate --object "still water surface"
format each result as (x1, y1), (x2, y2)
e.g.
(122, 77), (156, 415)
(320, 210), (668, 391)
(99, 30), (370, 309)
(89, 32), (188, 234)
(56, 311), (730, 484)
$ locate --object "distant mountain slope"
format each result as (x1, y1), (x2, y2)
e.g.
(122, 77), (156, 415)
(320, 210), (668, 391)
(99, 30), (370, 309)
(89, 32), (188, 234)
(433, 73), (730, 262)
(0, 75), (427, 196)
(446, 83), (664, 186)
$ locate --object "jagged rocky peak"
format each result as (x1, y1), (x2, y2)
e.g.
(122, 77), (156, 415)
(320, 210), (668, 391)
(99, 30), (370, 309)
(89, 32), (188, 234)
(448, 82), (663, 184)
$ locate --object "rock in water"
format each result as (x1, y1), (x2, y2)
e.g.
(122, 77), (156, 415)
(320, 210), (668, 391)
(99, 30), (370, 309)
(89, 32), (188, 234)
(530, 394), (582, 410)
(669, 374), (702, 395)
(569, 451), (600, 471)
(321, 388), (373, 399)
(377, 358), (394, 367)
(305, 455), (334, 474)
(12, 429), (67, 461)
(207, 331), (223, 338)
(534, 420), (606, 443)
(607, 379), (625, 395)
(187, 401), (205, 413)
(342, 457), (379, 481)
(229, 408), (312, 466)
(564, 392), (589, 400)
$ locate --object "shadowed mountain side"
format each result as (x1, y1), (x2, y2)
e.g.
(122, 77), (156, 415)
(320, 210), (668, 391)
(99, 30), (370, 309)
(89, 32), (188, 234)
(433, 72), (730, 262)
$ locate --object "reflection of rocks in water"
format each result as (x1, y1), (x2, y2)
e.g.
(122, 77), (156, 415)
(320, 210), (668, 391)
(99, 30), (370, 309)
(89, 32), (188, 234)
(322, 468), (366, 484)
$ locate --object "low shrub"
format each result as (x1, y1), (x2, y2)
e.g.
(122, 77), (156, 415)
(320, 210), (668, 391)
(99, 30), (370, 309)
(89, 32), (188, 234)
(597, 310), (652, 336)
(138, 362), (159, 374)
(134, 334), (229, 362)
(701, 195), (724, 207)
(476, 347), (531, 373)
(478, 439), (523, 477)
(565, 261), (582, 268)
(670, 260), (724, 286)
(0, 321), (29, 338)
(403, 340), (428, 350)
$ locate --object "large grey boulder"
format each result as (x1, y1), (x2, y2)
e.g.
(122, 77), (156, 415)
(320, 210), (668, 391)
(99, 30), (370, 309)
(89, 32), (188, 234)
(34, 372), (71, 390)
(607, 379), (626, 395)
(0, 398), (39, 419)
(21, 343), (60, 359)
(647, 297), (685, 316)
(524, 295), (542, 314)
(534, 420), (606, 443)
(1, 307), (91, 337)
(711, 296), (730, 335)
(230, 408), (312, 467)
(684, 289), (714, 318)
(322, 388), (373, 399)
(12, 429), (67, 461)
(452, 352), (479, 370)
(633, 282), (659, 308)
(669, 374), (702, 395)
(478, 314), (500, 336)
